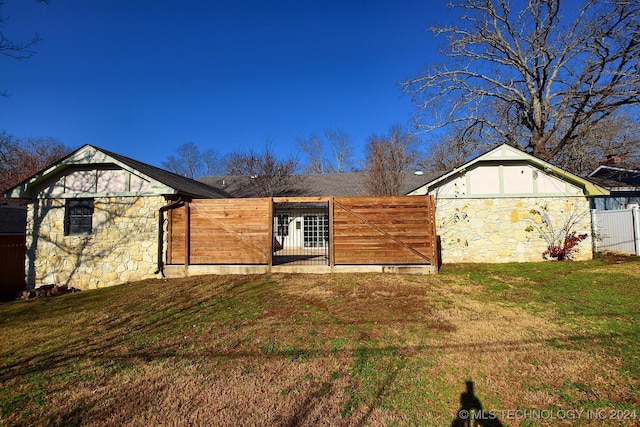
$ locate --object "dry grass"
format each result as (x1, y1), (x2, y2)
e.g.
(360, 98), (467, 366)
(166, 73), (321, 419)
(1, 257), (639, 426)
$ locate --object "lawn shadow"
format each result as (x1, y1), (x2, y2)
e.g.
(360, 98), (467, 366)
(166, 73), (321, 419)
(451, 380), (503, 427)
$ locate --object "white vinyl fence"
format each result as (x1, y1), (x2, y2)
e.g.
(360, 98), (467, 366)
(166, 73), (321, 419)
(591, 206), (640, 255)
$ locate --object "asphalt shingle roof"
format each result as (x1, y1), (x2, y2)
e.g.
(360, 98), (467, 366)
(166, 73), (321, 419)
(98, 147), (232, 199)
(199, 172), (440, 198)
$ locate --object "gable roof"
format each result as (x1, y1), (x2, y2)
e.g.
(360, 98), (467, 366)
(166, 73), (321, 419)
(199, 172), (439, 198)
(588, 162), (640, 190)
(4, 144), (231, 199)
(415, 143), (609, 197)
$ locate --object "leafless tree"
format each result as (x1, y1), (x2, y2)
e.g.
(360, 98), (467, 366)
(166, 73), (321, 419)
(162, 141), (221, 179)
(222, 144), (299, 197)
(363, 126), (418, 196)
(296, 129), (356, 174)
(404, 0), (640, 171)
(1, 0), (50, 95)
(1, 132), (69, 200)
(553, 111), (640, 175)
(296, 134), (324, 174)
(422, 130), (481, 172)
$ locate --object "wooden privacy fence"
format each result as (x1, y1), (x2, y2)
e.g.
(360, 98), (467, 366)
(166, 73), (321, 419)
(168, 198), (272, 265)
(166, 195), (438, 272)
(333, 196), (436, 265)
(0, 235), (26, 296)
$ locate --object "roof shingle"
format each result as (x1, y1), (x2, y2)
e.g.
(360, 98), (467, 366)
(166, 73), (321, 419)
(199, 172), (439, 198)
(97, 147), (231, 199)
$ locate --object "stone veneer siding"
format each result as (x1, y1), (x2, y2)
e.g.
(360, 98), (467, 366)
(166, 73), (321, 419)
(436, 196), (593, 263)
(26, 195), (166, 290)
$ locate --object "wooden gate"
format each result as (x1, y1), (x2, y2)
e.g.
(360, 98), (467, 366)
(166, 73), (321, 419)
(166, 195), (437, 272)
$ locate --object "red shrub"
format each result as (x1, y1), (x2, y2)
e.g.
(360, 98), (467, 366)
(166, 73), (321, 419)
(543, 232), (588, 261)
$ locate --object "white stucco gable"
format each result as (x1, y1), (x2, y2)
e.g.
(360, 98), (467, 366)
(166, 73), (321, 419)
(35, 168), (158, 198)
(5, 144), (228, 200)
(6, 145), (175, 199)
(408, 144), (609, 199)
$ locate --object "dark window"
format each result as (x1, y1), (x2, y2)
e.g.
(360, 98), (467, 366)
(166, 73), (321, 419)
(65, 199), (94, 235)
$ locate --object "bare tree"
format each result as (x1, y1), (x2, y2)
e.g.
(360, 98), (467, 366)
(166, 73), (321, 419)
(555, 111), (640, 175)
(325, 129), (356, 173)
(422, 129), (482, 172)
(201, 148), (221, 176)
(1, 132), (69, 200)
(404, 0), (640, 170)
(162, 142), (221, 179)
(1, 0), (49, 95)
(363, 126), (418, 196)
(296, 135), (324, 174)
(222, 144), (299, 197)
(296, 129), (356, 174)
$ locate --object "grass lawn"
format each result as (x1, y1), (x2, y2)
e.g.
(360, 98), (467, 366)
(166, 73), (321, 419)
(1, 255), (639, 426)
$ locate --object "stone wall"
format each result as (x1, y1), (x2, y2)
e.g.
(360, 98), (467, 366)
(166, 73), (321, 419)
(436, 196), (593, 263)
(25, 196), (165, 290)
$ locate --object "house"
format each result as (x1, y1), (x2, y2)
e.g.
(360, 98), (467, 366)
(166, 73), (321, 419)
(587, 159), (640, 210)
(406, 144), (609, 263)
(4, 144), (229, 291)
(5, 143), (611, 291)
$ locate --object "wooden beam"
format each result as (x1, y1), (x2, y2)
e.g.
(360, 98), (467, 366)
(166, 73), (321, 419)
(167, 205), (173, 264)
(268, 198), (273, 270)
(184, 200), (190, 272)
(429, 196), (439, 271)
(329, 196), (335, 268)
(272, 196), (331, 203)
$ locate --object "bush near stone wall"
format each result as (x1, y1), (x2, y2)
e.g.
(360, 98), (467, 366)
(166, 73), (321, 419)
(435, 197), (592, 263)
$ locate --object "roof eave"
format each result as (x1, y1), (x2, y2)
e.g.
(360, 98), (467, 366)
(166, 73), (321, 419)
(544, 164), (609, 196)
(589, 164), (640, 177)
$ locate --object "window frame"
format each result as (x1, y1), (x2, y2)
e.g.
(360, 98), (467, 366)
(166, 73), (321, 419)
(276, 214), (289, 237)
(64, 198), (94, 236)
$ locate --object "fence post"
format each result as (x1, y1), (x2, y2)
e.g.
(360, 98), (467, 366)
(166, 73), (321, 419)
(184, 201), (190, 274)
(429, 195), (440, 271)
(590, 209), (598, 253)
(268, 198), (273, 271)
(329, 196), (335, 269)
(633, 206), (640, 256)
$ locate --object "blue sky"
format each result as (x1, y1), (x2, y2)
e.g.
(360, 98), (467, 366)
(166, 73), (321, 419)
(1, 1), (451, 169)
